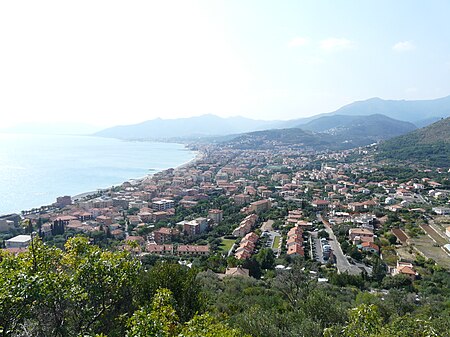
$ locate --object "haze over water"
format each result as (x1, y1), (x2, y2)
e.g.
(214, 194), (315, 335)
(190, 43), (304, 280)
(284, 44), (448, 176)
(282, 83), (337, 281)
(0, 134), (196, 215)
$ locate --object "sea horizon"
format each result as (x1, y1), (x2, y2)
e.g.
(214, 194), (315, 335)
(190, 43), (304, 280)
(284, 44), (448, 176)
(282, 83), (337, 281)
(0, 133), (196, 215)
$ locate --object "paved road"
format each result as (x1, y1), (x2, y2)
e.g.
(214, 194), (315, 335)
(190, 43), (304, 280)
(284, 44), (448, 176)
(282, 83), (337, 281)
(318, 214), (361, 275)
(227, 243), (236, 257)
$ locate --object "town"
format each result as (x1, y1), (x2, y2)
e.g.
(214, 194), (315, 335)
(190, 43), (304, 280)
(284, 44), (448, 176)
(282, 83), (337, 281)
(1, 141), (449, 283)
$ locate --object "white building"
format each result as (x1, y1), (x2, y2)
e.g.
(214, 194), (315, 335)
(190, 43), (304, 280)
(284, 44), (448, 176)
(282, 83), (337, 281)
(6, 235), (32, 248)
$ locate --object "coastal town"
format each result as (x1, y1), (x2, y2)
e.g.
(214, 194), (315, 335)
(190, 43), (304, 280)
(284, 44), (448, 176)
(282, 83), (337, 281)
(1, 141), (449, 281)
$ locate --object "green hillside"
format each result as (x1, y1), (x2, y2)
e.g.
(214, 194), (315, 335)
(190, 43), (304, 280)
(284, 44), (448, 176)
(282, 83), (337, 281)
(377, 117), (450, 167)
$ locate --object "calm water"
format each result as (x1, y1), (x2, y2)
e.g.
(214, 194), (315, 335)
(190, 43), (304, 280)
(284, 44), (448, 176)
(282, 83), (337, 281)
(0, 134), (195, 214)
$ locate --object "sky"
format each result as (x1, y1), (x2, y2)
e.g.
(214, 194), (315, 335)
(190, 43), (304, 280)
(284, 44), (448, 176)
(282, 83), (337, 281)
(1, 0), (450, 128)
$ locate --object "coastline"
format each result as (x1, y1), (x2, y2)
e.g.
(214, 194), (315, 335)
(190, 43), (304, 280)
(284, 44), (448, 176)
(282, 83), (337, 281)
(1, 138), (201, 216)
(72, 149), (203, 202)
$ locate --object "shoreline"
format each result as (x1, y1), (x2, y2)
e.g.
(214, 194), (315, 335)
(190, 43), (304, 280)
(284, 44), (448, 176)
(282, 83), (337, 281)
(22, 146), (204, 214)
(72, 149), (203, 202)
(2, 141), (202, 217)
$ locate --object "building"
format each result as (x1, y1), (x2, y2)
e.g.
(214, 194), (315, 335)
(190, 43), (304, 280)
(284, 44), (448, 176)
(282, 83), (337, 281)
(311, 199), (330, 210)
(233, 194), (251, 205)
(146, 244), (174, 255)
(393, 261), (417, 280)
(152, 199), (175, 211)
(360, 242), (380, 254)
(232, 214), (258, 237)
(235, 232), (259, 260)
(179, 217), (208, 236)
(286, 226), (304, 257)
(208, 209), (223, 224)
(153, 227), (180, 244)
(177, 245), (210, 256)
(433, 207), (450, 216)
(349, 228), (374, 244)
(249, 199), (271, 214)
(5, 235), (32, 248)
(55, 195), (72, 208)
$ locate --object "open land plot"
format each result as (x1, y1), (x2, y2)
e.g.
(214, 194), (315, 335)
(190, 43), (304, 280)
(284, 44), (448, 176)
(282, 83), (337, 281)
(395, 246), (416, 263)
(410, 235), (450, 269)
(420, 224), (448, 245)
(392, 228), (409, 244)
(219, 238), (235, 253)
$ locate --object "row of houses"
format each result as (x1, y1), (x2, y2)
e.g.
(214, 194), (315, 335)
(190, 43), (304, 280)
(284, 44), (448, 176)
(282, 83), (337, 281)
(235, 232), (259, 260)
(146, 244), (210, 256)
(232, 214), (258, 237)
(286, 226), (304, 256)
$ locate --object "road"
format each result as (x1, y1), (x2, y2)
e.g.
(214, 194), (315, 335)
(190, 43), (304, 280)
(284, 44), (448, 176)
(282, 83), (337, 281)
(318, 214), (361, 275)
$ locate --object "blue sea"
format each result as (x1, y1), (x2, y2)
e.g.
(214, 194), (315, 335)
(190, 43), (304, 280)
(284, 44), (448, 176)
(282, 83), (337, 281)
(0, 134), (196, 215)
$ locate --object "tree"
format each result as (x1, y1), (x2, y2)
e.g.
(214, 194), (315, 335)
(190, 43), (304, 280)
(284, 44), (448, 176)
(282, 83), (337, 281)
(127, 288), (247, 337)
(254, 248), (275, 270)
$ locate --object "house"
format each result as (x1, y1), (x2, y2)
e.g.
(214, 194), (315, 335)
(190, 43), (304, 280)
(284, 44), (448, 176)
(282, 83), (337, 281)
(5, 235), (32, 248)
(235, 232), (259, 260)
(349, 228), (374, 245)
(177, 245), (210, 256)
(286, 225), (304, 257)
(393, 261), (417, 280)
(233, 194), (251, 205)
(311, 199), (329, 210)
(360, 242), (379, 254)
(225, 267), (250, 277)
(232, 214), (258, 237)
(146, 244), (174, 254)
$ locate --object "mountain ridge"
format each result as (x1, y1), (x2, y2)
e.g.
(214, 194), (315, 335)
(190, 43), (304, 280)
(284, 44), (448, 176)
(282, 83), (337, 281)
(377, 117), (450, 167)
(93, 95), (450, 140)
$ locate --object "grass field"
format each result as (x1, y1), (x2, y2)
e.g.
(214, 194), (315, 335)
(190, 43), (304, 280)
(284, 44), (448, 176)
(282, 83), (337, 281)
(410, 235), (450, 269)
(219, 238), (235, 253)
(273, 235), (281, 250)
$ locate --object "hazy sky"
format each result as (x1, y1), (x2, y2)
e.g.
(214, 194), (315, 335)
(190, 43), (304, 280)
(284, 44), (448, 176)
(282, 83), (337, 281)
(1, 0), (449, 128)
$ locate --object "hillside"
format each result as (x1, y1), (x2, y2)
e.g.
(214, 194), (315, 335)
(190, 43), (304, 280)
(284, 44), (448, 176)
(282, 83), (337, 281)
(282, 95), (450, 127)
(377, 117), (450, 167)
(299, 114), (416, 140)
(94, 114), (281, 140)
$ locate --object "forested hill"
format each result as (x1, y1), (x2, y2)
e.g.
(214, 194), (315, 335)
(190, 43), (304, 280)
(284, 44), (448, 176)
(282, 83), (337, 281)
(377, 117), (450, 167)
(298, 114), (417, 139)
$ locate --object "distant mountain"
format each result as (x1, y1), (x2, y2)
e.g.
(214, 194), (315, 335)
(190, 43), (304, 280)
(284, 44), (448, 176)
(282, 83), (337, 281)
(377, 117), (450, 167)
(94, 114), (281, 140)
(328, 96), (450, 124)
(94, 95), (450, 140)
(299, 114), (417, 140)
(278, 95), (450, 128)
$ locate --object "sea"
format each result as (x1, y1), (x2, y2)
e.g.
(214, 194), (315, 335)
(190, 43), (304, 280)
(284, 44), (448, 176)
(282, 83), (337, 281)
(0, 133), (196, 215)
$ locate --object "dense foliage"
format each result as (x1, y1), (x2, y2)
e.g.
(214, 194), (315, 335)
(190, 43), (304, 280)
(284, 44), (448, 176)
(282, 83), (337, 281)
(1, 238), (449, 336)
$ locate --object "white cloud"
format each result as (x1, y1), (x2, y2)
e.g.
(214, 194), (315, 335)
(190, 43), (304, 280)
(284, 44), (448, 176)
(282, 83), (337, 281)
(288, 37), (309, 48)
(320, 38), (354, 51)
(392, 41), (415, 52)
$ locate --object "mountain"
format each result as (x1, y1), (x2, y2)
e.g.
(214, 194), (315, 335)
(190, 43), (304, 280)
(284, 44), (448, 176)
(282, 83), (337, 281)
(278, 95), (450, 128)
(377, 117), (450, 167)
(299, 114), (417, 140)
(327, 96), (450, 124)
(94, 114), (281, 140)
